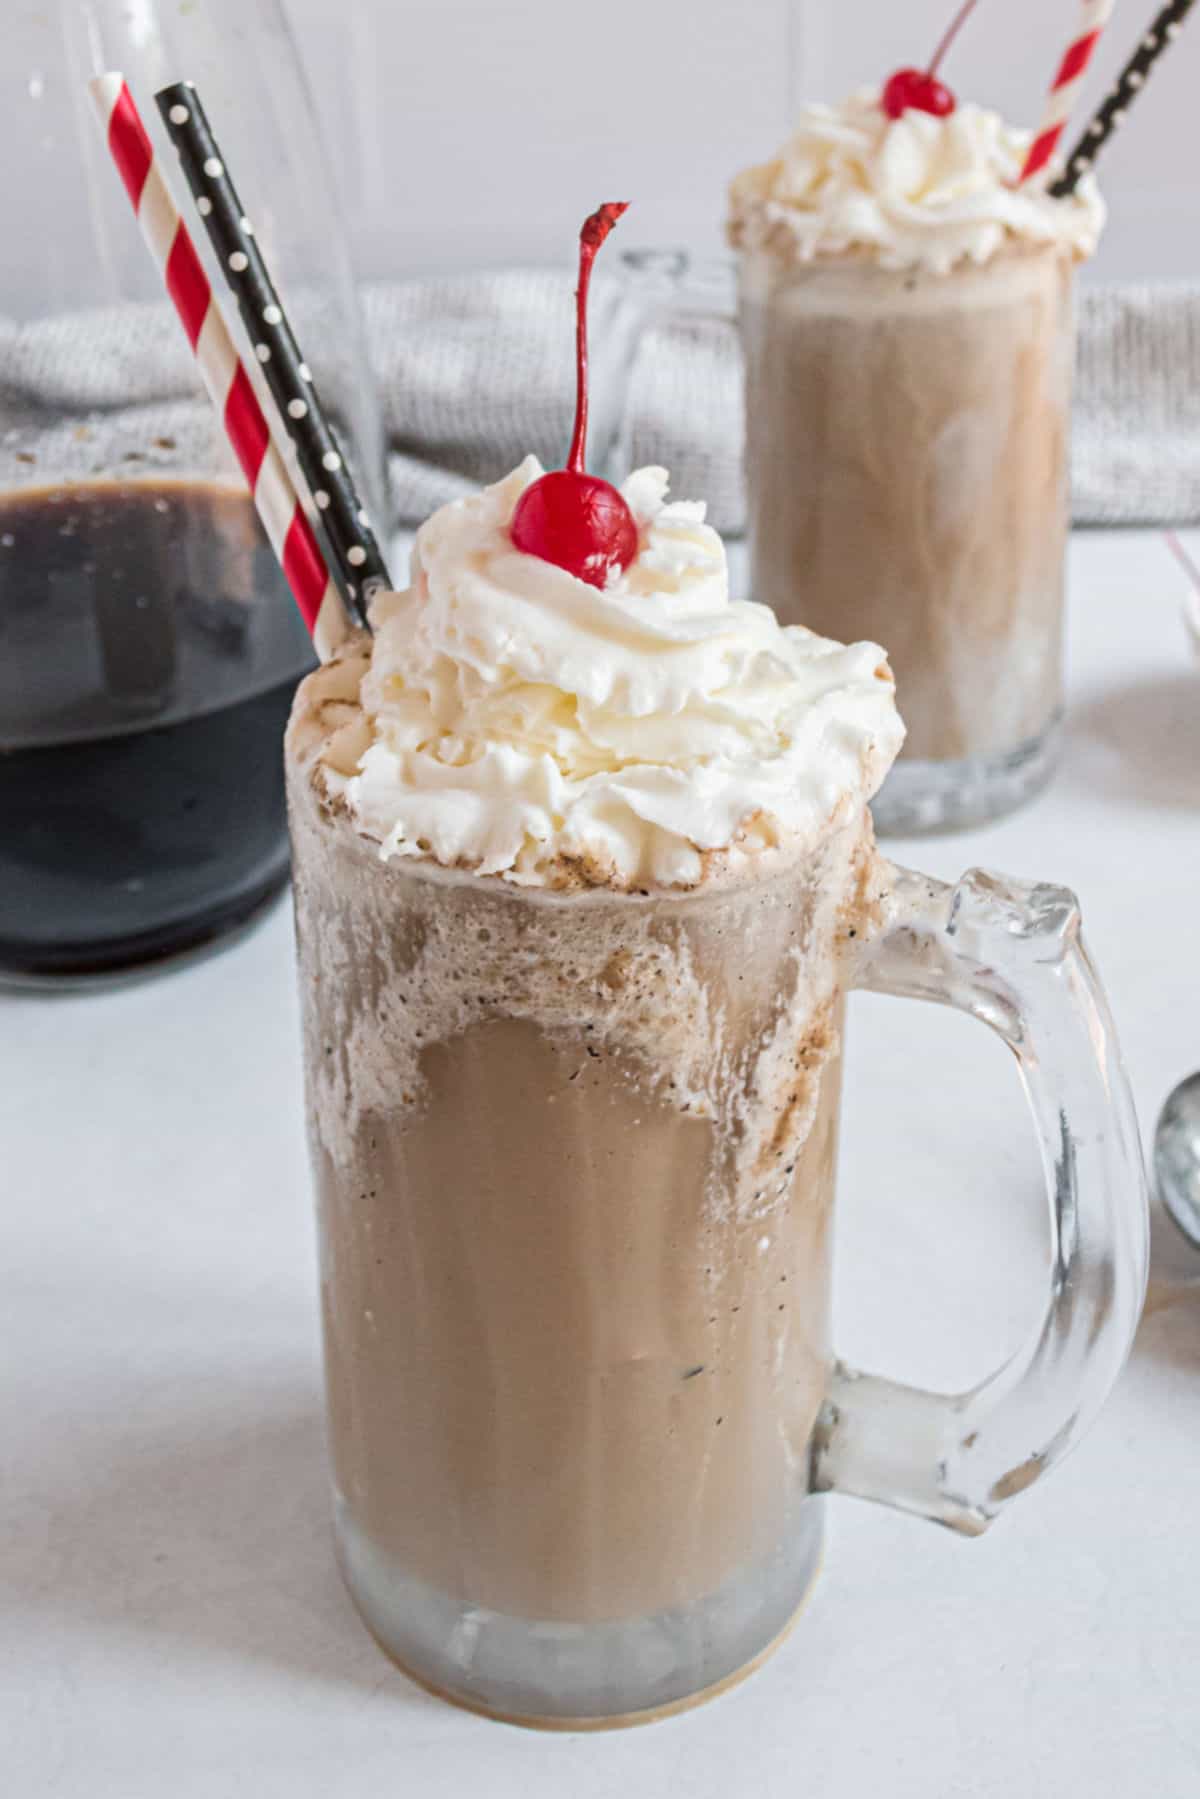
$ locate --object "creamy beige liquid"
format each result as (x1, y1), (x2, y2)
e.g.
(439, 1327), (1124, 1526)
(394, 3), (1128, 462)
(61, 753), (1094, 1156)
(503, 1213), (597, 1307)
(287, 697), (888, 1628)
(739, 247), (1074, 763)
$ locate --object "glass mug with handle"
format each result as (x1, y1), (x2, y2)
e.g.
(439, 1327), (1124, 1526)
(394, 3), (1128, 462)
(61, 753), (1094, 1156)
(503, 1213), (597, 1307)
(288, 643), (1147, 1729)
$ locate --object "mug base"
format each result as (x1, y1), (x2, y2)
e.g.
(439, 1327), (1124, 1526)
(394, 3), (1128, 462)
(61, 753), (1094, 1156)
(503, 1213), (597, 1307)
(334, 1493), (825, 1729)
(870, 712), (1062, 836)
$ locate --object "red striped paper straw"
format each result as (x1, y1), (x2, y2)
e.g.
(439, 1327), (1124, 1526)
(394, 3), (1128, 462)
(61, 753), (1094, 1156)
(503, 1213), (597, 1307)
(1019, 0), (1116, 185)
(88, 72), (354, 661)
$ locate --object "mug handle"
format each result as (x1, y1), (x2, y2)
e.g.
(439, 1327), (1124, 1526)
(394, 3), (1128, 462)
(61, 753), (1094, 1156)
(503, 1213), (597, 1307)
(814, 864), (1149, 1536)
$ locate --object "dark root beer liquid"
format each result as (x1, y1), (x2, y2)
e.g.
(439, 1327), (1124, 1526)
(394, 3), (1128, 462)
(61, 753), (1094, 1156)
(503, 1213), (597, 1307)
(0, 478), (315, 977)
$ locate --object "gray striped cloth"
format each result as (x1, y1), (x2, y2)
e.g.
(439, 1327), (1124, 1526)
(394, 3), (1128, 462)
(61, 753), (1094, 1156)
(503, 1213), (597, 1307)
(1, 273), (1195, 538)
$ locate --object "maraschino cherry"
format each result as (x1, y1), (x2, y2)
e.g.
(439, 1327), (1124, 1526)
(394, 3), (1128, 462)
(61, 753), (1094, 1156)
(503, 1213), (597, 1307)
(881, 0), (979, 120)
(510, 202), (639, 588)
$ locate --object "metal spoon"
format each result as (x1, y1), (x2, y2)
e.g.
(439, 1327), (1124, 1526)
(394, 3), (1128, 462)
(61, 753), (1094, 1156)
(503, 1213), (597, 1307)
(1155, 1072), (1200, 1247)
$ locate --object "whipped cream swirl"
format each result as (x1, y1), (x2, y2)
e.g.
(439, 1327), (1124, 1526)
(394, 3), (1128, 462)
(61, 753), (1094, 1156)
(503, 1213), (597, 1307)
(308, 458), (902, 891)
(729, 90), (1104, 274)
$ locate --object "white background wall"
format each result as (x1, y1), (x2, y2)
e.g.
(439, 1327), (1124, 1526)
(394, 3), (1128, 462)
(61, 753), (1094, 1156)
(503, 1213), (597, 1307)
(287, 0), (1200, 285)
(2, 0), (1194, 293)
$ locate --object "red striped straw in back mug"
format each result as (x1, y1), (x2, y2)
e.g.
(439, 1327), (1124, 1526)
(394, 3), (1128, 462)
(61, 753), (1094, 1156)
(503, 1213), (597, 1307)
(1019, 0), (1115, 185)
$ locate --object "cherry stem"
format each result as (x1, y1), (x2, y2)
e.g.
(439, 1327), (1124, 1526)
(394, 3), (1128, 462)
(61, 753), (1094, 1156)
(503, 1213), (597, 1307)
(566, 202), (629, 476)
(927, 0), (979, 78)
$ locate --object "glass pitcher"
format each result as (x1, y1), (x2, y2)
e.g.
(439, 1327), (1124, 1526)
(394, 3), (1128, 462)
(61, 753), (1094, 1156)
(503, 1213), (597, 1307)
(0, 0), (383, 981)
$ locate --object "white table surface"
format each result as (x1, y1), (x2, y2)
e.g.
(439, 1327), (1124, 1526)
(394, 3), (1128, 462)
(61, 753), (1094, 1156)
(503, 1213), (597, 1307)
(4, 530), (1200, 1798)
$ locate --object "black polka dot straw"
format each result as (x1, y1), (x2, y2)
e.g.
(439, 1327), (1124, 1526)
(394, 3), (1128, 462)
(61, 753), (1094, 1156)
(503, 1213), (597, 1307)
(155, 81), (389, 626)
(1049, 0), (1196, 198)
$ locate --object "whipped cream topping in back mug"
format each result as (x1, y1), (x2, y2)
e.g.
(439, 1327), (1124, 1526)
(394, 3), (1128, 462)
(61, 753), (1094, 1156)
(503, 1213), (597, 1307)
(728, 89), (1104, 274)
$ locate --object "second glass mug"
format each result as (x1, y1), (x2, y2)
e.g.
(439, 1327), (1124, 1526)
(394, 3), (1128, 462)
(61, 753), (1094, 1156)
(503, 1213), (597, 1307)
(289, 712), (1148, 1729)
(611, 248), (1075, 837)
